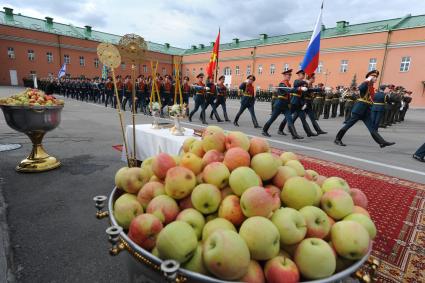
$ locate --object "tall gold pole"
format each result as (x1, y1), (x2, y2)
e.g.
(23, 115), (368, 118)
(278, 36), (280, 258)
(130, 65), (137, 166)
(111, 69), (130, 166)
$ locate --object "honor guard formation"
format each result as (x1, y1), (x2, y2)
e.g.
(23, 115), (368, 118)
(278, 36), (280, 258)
(30, 68), (414, 150)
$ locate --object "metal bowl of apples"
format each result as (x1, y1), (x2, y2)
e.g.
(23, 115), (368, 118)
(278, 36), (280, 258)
(94, 187), (372, 283)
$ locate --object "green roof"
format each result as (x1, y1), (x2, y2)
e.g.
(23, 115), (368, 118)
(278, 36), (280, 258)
(0, 10), (186, 55)
(1, 9), (424, 57)
(183, 14), (425, 55)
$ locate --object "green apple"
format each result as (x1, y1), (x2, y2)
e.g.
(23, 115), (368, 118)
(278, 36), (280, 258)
(239, 260), (266, 283)
(343, 213), (376, 239)
(176, 208), (206, 240)
(164, 166), (197, 200)
(321, 189), (354, 220)
(229, 167), (261, 196)
(271, 207), (307, 245)
(156, 221), (198, 263)
(182, 243), (208, 274)
(299, 206), (331, 239)
(202, 218), (236, 241)
(114, 193), (144, 229)
(180, 152), (203, 175)
(280, 151), (298, 165)
(294, 238), (336, 279)
(281, 176), (316, 209)
(251, 152), (281, 181)
(285, 160), (305, 177)
(239, 216), (280, 260)
(203, 230), (250, 280)
(203, 162), (230, 189)
(331, 220), (370, 260)
(321, 176), (350, 193)
(240, 186), (275, 218)
(191, 184), (221, 214)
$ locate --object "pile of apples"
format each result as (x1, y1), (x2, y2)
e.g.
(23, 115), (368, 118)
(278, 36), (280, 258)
(0, 88), (64, 106)
(113, 126), (375, 283)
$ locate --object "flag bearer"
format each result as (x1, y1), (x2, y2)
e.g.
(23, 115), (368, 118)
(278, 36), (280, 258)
(205, 76), (222, 122)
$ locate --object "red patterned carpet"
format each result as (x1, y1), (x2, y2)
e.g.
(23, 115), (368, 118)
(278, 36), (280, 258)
(113, 145), (425, 282)
(293, 154), (425, 283)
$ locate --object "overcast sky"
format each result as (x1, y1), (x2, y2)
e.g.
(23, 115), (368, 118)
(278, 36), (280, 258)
(2, 0), (425, 48)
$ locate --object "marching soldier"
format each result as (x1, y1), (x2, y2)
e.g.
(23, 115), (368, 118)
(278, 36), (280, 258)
(182, 76), (191, 116)
(105, 76), (114, 107)
(233, 75), (261, 128)
(323, 88), (333, 119)
(331, 88), (340, 118)
(163, 75), (173, 107)
(382, 84), (394, 127)
(262, 69), (303, 139)
(212, 75), (230, 122)
(115, 75), (124, 109)
(344, 86), (358, 122)
(393, 88), (403, 123)
(370, 85), (388, 131)
(189, 73), (208, 124)
(339, 87), (346, 117)
(122, 75), (133, 111)
(205, 76), (223, 122)
(399, 91), (412, 121)
(278, 73), (327, 136)
(413, 142), (425, 162)
(334, 70), (395, 148)
(312, 83), (325, 120)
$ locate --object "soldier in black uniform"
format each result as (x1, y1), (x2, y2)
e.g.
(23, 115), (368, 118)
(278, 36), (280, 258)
(334, 70), (395, 148)
(122, 75), (133, 111)
(189, 73), (208, 124)
(399, 91), (412, 121)
(413, 142), (425, 162)
(278, 73), (327, 136)
(262, 69), (303, 139)
(233, 75), (261, 128)
(339, 87), (346, 117)
(181, 76), (191, 117)
(212, 76), (230, 122)
(370, 85), (388, 132)
(205, 76), (222, 122)
(105, 76), (114, 108)
(98, 78), (105, 104)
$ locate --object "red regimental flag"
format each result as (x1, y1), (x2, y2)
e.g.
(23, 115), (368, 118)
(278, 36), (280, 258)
(206, 30), (220, 78)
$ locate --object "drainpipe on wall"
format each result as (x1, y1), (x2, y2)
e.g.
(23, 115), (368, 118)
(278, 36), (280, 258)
(379, 13), (411, 85)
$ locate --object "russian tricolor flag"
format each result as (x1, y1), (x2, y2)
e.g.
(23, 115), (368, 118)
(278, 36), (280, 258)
(301, 1), (323, 76)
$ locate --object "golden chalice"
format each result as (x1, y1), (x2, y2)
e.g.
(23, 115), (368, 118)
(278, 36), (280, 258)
(1, 105), (63, 172)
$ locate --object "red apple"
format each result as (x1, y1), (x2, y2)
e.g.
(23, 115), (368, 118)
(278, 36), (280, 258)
(264, 255), (300, 283)
(128, 213), (163, 250)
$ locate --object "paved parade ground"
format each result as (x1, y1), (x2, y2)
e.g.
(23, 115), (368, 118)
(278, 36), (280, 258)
(0, 86), (424, 282)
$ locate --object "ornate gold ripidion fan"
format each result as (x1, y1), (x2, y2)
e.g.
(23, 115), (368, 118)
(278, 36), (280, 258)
(118, 34), (148, 167)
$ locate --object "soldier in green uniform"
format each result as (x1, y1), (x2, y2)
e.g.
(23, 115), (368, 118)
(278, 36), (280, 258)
(312, 83), (325, 120)
(344, 86), (358, 122)
(323, 87), (333, 119)
(331, 88), (340, 118)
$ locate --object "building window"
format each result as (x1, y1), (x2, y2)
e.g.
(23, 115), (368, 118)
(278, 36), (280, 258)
(400, 56), (410, 72)
(258, 64), (263, 75)
(317, 61), (323, 73)
(246, 65), (251, 75)
(64, 54), (70, 64)
(283, 63), (289, 72)
(192, 68), (196, 75)
(7, 47), (15, 59)
(28, 50), (35, 61)
(235, 66), (240, 75)
(270, 64), (276, 75)
(46, 52), (53, 63)
(185, 68), (189, 76)
(223, 67), (232, 76)
(79, 56), (85, 66)
(121, 62), (126, 70)
(340, 60), (348, 73)
(162, 68), (166, 75)
(143, 65), (148, 73)
(94, 58), (99, 68)
(368, 58), (377, 71)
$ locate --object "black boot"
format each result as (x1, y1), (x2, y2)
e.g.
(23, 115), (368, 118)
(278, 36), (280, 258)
(262, 131), (271, 137)
(334, 129), (347, 146)
(233, 114), (240, 127)
(188, 111), (193, 122)
(288, 124), (303, 140)
(371, 131), (396, 148)
(312, 120), (327, 135)
(224, 111), (230, 122)
(302, 120), (318, 137)
(278, 121), (287, 135)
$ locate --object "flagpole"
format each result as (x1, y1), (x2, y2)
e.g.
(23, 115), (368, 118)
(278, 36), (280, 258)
(214, 28), (220, 84)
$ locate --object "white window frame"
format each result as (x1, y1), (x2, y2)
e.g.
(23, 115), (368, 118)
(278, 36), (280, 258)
(317, 61), (323, 73)
(246, 65), (251, 75)
(64, 54), (70, 64)
(258, 64), (263, 75)
(94, 58), (99, 68)
(400, 56), (410, 72)
(46, 52), (53, 63)
(223, 67), (232, 76)
(340, 60), (348, 73)
(368, 58), (377, 71)
(162, 67), (166, 75)
(7, 47), (15, 59)
(143, 65), (148, 73)
(28, 50), (35, 61)
(79, 56), (85, 67)
(270, 64), (276, 75)
(235, 66), (240, 75)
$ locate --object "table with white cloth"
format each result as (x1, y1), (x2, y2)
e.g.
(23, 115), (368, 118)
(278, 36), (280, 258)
(121, 124), (199, 162)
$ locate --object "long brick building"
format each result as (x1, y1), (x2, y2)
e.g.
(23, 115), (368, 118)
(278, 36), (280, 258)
(1, 7), (425, 106)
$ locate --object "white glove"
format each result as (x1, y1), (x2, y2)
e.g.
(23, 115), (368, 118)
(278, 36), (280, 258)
(302, 104), (307, 110)
(205, 87), (210, 91)
(301, 87), (308, 91)
(366, 76), (373, 82)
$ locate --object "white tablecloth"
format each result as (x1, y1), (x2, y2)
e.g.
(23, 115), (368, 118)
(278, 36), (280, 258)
(122, 124), (198, 162)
